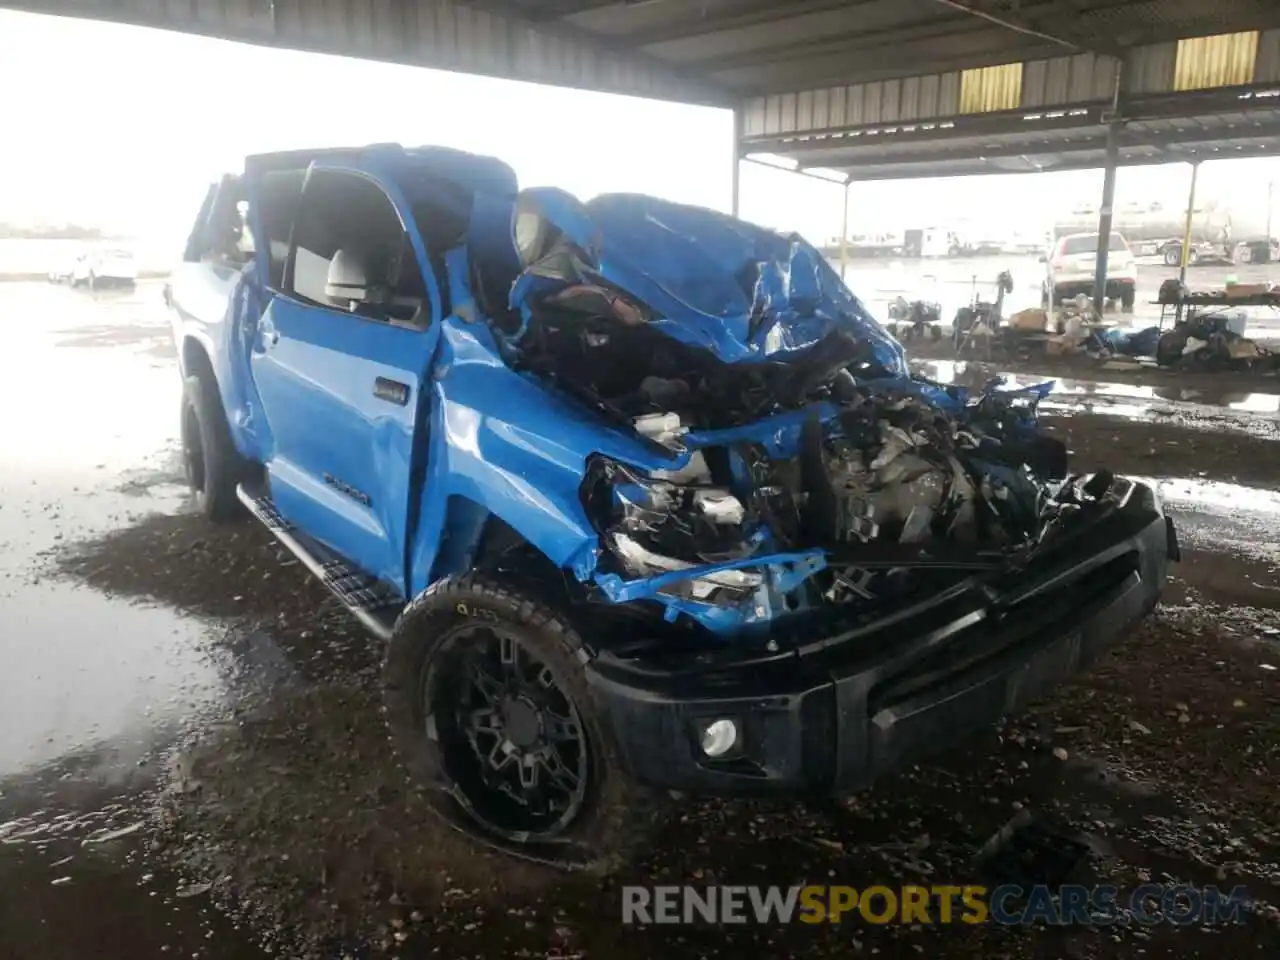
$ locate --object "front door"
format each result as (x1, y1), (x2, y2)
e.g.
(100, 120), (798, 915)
(250, 165), (443, 592)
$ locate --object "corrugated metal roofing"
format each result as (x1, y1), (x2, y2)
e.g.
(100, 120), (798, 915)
(959, 63), (1024, 113)
(14, 0), (1280, 105)
(1174, 31), (1260, 90)
(10, 0), (1280, 179)
(763, 103), (1280, 180)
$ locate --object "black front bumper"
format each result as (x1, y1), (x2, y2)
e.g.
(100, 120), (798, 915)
(586, 482), (1176, 798)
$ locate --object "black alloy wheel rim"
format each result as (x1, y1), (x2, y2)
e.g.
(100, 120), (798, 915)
(425, 623), (590, 842)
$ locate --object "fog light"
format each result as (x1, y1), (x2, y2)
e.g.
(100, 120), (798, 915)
(699, 719), (738, 757)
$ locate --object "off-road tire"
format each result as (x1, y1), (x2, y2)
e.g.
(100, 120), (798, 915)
(383, 572), (666, 873)
(180, 374), (244, 522)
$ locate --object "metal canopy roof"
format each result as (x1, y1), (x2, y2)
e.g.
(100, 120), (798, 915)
(752, 87), (1280, 180)
(13, 0), (1280, 104)
(486, 0), (1280, 98)
(12, 0), (1280, 179)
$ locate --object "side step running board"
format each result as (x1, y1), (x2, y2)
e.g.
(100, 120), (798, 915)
(237, 482), (404, 641)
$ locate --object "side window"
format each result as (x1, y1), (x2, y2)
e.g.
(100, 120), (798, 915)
(234, 201), (255, 258)
(183, 184), (217, 263)
(184, 177), (253, 267)
(286, 170), (428, 326)
(257, 170), (305, 290)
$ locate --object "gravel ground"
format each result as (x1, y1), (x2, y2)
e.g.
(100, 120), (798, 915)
(3, 280), (1280, 958)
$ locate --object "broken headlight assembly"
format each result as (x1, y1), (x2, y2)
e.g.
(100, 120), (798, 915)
(581, 455), (764, 605)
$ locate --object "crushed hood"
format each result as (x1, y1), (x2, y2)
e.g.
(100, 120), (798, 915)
(508, 189), (909, 377)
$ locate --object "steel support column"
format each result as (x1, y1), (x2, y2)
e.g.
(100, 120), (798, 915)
(1265, 179), (1274, 264)
(1092, 59), (1127, 315)
(731, 108), (744, 218)
(839, 180), (850, 280)
(1179, 160), (1201, 285)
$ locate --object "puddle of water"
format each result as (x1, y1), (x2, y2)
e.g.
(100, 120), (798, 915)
(915, 359), (1280, 414)
(1142, 476), (1280, 516)
(1137, 476), (1280, 582)
(914, 359), (1280, 437)
(0, 583), (230, 779)
(1229, 393), (1280, 415)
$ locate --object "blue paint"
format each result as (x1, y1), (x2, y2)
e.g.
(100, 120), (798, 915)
(168, 142), (1051, 639)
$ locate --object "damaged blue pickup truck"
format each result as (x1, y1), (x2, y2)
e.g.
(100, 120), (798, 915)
(167, 144), (1178, 869)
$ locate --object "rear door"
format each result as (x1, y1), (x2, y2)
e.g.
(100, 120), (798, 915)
(249, 163), (444, 592)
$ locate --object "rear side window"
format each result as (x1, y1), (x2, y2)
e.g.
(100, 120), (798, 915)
(286, 170), (428, 326)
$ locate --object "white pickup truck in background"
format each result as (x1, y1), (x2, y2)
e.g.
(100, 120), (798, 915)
(49, 247), (138, 289)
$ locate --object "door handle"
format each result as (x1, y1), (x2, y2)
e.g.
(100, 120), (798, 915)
(259, 319), (279, 349)
(374, 377), (410, 406)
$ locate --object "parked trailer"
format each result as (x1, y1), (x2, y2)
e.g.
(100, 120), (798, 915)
(1053, 198), (1276, 265)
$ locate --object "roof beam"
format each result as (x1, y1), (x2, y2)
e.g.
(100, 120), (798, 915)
(623, 0), (881, 48)
(928, 0), (1114, 55)
(717, 38), (1063, 94)
(839, 139), (1280, 180)
(800, 136), (1114, 169)
(742, 110), (1109, 153)
(796, 119), (1280, 172)
(532, 0), (621, 18)
(683, 13), (985, 71)
(453, 0), (730, 97)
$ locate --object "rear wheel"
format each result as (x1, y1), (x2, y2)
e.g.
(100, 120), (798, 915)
(180, 374), (245, 522)
(1120, 287), (1135, 313)
(1163, 245), (1199, 267)
(383, 574), (663, 873)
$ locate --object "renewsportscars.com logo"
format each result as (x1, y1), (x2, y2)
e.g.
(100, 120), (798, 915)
(621, 884), (1251, 926)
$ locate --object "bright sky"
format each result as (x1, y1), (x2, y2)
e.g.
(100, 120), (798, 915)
(2, 9), (1278, 248)
(0, 10), (736, 244)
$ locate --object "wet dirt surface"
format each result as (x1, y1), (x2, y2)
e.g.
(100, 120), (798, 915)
(908, 343), (1280, 398)
(5, 280), (1280, 958)
(913, 358), (1280, 444)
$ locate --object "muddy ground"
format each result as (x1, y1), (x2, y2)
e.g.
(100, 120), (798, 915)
(906, 341), (1280, 397)
(3, 280), (1280, 959)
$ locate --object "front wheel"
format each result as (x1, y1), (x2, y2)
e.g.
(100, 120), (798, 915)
(180, 374), (245, 522)
(383, 574), (664, 872)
